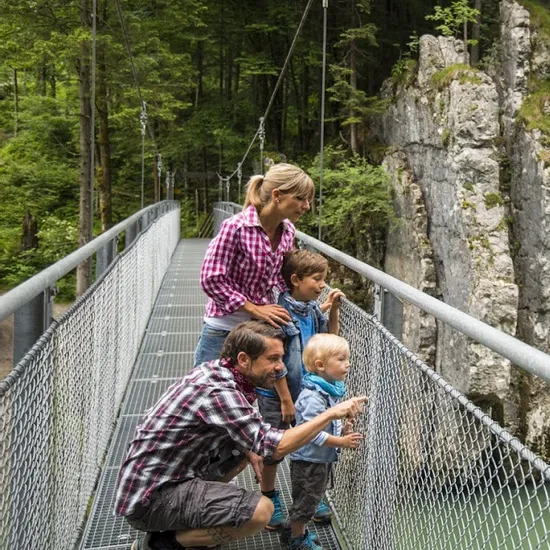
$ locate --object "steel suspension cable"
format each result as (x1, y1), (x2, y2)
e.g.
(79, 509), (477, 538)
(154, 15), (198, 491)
(114, 0), (159, 156)
(226, 0), (315, 181)
(318, 0), (328, 240)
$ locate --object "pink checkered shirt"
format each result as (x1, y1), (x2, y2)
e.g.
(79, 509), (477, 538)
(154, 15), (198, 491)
(201, 205), (296, 317)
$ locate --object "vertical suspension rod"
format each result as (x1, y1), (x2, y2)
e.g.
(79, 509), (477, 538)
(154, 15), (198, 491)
(318, 0), (328, 241)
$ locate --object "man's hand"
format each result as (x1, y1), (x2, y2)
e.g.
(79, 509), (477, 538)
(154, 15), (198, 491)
(244, 450), (264, 484)
(280, 399), (295, 424)
(340, 432), (363, 449)
(330, 396), (367, 420)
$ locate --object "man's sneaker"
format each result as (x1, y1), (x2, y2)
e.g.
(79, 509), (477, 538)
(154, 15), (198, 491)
(312, 499), (332, 523)
(289, 529), (323, 550)
(265, 490), (286, 530)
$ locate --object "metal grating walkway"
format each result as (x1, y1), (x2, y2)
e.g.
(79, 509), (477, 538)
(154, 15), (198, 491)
(81, 239), (342, 550)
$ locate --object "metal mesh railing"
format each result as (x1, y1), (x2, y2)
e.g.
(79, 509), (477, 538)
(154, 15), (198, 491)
(331, 300), (550, 550)
(0, 207), (180, 550)
(213, 202), (550, 549)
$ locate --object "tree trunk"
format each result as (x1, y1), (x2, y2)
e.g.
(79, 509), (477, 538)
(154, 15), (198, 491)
(49, 65), (56, 98)
(195, 41), (203, 108)
(21, 211), (38, 251)
(471, 0), (482, 67)
(97, 39), (112, 231)
(463, 20), (469, 64)
(77, 0), (92, 296)
(13, 68), (19, 137)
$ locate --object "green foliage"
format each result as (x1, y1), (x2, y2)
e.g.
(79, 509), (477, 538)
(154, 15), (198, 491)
(301, 147), (395, 261)
(518, 1), (550, 42)
(518, 78), (550, 135)
(431, 64), (482, 89)
(484, 192), (504, 209)
(463, 182), (474, 191)
(391, 58), (418, 87)
(426, 0), (480, 40)
(441, 127), (451, 147)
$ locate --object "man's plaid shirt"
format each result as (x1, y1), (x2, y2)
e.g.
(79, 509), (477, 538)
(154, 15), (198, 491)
(200, 205), (295, 318)
(114, 360), (284, 517)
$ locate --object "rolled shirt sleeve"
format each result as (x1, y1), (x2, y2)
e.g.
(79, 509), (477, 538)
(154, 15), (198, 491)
(200, 220), (248, 314)
(200, 386), (284, 457)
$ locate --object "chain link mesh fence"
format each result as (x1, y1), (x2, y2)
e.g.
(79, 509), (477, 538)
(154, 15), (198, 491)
(0, 207), (180, 550)
(214, 202), (550, 549)
(332, 300), (550, 550)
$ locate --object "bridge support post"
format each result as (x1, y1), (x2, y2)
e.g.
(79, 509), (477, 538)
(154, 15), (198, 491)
(96, 238), (117, 279)
(13, 287), (54, 366)
(374, 286), (403, 340)
(125, 221), (139, 248)
(363, 292), (403, 549)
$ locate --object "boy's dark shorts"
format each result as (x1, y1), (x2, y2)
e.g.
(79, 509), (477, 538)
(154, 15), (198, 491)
(257, 393), (291, 465)
(289, 460), (331, 523)
(125, 477), (262, 532)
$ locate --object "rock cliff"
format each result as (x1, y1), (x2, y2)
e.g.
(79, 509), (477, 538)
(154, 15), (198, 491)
(376, 0), (550, 458)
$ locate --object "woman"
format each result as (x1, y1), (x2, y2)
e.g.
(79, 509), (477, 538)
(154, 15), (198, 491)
(194, 163), (314, 365)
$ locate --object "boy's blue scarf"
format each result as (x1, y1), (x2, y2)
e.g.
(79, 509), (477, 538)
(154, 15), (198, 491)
(280, 291), (317, 317)
(303, 373), (346, 398)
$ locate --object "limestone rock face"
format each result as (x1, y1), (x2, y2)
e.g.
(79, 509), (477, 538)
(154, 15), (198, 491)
(497, 0), (550, 456)
(379, 33), (518, 400)
(377, 0), (550, 460)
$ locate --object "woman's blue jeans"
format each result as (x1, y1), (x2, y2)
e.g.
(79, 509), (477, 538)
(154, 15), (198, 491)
(193, 324), (231, 366)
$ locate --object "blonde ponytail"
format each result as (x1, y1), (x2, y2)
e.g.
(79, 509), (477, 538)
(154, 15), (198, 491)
(243, 175), (265, 209)
(243, 163), (315, 211)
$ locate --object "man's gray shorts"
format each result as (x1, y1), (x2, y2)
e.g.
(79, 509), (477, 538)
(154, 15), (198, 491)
(257, 394), (291, 465)
(126, 478), (262, 532)
(289, 460), (331, 523)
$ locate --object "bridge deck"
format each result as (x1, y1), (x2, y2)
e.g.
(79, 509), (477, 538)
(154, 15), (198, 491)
(81, 239), (342, 550)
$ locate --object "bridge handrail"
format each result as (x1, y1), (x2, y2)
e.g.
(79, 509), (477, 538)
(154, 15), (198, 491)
(0, 201), (179, 323)
(216, 201), (550, 384)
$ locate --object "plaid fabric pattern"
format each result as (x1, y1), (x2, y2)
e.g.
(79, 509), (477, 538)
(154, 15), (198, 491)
(201, 206), (295, 317)
(115, 360), (284, 517)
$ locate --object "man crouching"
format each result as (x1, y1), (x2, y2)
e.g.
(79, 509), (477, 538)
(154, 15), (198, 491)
(115, 320), (366, 549)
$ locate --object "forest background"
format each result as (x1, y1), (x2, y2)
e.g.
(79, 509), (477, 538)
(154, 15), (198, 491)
(0, 0), (543, 300)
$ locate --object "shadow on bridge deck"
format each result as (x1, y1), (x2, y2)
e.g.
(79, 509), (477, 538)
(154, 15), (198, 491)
(81, 239), (342, 550)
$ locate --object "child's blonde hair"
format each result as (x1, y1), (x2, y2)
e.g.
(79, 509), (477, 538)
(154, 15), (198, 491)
(243, 163), (315, 210)
(303, 334), (350, 373)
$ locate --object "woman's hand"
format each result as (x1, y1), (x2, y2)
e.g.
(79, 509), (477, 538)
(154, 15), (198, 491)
(249, 304), (291, 327)
(280, 399), (295, 424)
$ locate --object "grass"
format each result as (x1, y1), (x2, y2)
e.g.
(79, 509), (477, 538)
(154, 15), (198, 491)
(484, 192), (504, 209)
(518, 1), (550, 42)
(518, 78), (550, 135)
(431, 64), (483, 90)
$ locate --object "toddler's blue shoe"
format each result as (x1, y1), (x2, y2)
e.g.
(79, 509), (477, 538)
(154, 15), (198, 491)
(289, 529), (323, 550)
(265, 490), (287, 530)
(312, 499), (332, 523)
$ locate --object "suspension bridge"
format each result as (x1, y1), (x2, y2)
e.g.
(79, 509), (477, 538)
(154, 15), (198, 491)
(1, 201), (550, 550)
(1, 0), (550, 548)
